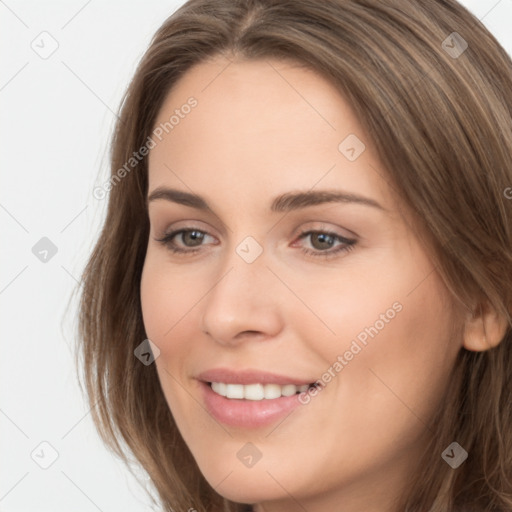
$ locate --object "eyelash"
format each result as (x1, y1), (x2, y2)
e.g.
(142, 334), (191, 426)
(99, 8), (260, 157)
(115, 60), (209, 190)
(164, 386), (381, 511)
(155, 228), (357, 259)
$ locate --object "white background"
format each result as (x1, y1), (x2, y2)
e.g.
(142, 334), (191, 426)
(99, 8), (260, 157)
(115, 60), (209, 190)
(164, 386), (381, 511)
(1, 1), (511, 510)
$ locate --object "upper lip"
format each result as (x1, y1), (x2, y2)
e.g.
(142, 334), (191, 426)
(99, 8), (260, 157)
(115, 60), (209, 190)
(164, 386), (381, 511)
(197, 368), (315, 386)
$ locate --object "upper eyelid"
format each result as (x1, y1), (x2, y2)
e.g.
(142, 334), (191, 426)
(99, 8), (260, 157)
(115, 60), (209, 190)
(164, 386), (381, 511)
(161, 226), (350, 238)
(149, 199), (365, 239)
(156, 218), (355, 235)
(154, 220), (216, 237)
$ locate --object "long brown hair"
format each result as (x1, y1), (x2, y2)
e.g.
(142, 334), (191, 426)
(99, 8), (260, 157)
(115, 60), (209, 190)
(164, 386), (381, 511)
(76, 1), (512, 510)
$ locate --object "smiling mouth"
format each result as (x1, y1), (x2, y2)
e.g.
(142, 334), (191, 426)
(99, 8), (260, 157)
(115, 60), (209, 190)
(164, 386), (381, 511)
(208, 382), (318, 400)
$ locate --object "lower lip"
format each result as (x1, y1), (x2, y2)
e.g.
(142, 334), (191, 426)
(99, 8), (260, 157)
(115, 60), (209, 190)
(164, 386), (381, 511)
(200, 381), (303, 428)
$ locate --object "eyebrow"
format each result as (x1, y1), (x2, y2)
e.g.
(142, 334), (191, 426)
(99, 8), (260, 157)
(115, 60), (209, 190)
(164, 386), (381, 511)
(147, 187), (387, 213)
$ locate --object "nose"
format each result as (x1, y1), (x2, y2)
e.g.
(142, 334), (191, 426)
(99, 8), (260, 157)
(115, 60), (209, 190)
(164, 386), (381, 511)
(200, 245), (284, 347)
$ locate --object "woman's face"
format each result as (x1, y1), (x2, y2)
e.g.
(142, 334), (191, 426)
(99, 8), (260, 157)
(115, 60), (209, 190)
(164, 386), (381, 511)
(141, 57), (462, 511)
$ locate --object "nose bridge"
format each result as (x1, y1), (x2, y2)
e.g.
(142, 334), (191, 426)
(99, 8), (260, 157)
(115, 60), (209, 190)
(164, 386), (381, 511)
(200, 236), (283, 344)
(214, 232), (270, 295)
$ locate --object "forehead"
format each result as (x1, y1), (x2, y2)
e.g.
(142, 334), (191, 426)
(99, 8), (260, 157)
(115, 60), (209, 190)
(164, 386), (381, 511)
(147, 57), (396, 214)
(151, 56), (362, 145)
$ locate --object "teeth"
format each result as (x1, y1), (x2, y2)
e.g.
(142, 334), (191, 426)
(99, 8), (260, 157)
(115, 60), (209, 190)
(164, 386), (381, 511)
(244, 383), (264, 400)
(264, 384), (281, 399)
(281, 384), (297, 397)
(225, 383), (244, 399)
(210, 382), (312, 400)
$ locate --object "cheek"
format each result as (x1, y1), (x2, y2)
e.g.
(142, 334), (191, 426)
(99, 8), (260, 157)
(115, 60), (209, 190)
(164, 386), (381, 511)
(140, 259), (205, 426)
(334, 273), (458, 439)
(307, 251), (459, 439)
(140, 256), (200, 348)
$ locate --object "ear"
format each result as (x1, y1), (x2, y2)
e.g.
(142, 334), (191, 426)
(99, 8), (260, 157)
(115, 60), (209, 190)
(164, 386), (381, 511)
(462, 300), (509, 352)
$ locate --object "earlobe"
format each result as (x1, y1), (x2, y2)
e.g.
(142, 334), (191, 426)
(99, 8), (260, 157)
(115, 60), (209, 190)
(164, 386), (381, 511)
(462, 301), (509, 352)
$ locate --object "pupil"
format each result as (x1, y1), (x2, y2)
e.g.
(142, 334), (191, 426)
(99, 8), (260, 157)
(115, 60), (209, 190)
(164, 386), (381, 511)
(184, 230), (204, 246)
(312, 233), (334, 250)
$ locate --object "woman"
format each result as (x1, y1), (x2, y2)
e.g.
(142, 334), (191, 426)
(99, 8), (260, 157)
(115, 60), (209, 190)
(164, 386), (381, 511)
(77, 1), (512, 510)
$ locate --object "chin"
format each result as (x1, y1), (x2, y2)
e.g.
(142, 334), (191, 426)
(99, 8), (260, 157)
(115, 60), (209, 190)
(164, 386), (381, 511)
(197, 458), (292, 504)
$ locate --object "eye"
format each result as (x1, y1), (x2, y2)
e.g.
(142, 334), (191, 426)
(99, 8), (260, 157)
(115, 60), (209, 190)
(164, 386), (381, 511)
(155, 227), (357, 259)
(155, 228), (216, 254)
(294, 230), (357, 259)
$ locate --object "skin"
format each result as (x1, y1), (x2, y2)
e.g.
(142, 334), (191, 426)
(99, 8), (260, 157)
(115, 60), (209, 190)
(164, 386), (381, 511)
(140, 56), (506, 512)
